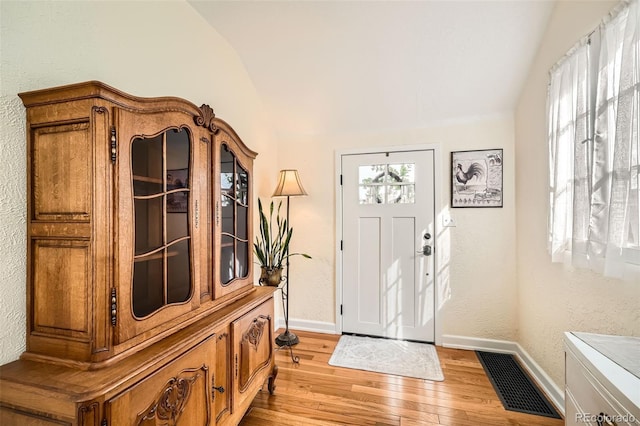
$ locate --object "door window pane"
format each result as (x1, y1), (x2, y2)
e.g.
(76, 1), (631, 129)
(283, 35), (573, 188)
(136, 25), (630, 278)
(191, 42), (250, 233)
(387, 184), (415, 204)
(358, 163), (415, 204)
(359, 185), (383, 204)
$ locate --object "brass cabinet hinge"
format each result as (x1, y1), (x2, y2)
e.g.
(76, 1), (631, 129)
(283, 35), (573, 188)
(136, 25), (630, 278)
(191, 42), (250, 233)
(110, 126), (117, 163)
(234, 354), (238, 378)
(195, 200), (199, 229)
(110, 288), (117, 326)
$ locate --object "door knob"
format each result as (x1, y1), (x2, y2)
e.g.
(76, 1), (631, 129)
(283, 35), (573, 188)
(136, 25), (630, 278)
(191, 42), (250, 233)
(416, 245), (432, 256)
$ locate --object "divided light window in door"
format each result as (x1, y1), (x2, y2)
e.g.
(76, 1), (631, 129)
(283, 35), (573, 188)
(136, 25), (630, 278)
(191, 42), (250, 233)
(358, 163), (415, 205)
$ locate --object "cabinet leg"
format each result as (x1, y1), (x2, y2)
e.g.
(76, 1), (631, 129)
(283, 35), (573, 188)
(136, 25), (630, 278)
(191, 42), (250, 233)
(267, 364), (278, 395)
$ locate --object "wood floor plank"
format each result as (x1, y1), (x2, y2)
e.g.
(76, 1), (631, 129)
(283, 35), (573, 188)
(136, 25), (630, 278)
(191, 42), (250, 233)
(240, 330), (564, 426)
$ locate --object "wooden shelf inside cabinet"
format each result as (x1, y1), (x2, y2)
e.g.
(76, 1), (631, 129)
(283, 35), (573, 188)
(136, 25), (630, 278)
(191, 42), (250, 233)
(133, 175), (163, 184)
(134, 250), (179, 262)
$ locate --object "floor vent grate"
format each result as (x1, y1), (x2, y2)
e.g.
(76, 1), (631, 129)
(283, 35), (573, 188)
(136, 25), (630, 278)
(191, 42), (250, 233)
(476, 351), (561, 419)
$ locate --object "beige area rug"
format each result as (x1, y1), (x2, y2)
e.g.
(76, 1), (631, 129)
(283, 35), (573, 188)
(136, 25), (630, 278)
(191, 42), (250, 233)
(328, 334), (444, 381)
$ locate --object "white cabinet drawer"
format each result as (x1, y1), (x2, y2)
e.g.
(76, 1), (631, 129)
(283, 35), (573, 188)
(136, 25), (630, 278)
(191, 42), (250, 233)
(566, 350), (632, 425)
(565, 333), (640, 426)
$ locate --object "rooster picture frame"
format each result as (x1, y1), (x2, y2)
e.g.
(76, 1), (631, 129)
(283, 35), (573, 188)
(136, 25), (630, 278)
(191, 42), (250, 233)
(451, 149), (503, 208)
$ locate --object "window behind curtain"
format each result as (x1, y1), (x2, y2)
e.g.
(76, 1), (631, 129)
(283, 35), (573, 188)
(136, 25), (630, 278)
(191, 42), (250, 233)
(547, 0), (639, 280)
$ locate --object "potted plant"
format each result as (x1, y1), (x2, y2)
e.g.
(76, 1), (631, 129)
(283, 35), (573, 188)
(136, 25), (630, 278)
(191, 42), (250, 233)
(254, 198), (311, 286)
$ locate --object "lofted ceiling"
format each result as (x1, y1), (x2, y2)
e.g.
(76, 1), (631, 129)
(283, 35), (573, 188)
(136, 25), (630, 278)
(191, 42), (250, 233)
(189, 0), (555, 138)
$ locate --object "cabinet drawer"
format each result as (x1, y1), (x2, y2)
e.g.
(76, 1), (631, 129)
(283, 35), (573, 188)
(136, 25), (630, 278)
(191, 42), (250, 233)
(566, 349), (639, 426)
(106, 335), (215, 426)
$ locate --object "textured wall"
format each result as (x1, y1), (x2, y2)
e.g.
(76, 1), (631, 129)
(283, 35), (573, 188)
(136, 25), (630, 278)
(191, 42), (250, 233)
(515, 0), (640, 388)
(278, 114), (519, 342)
(0, 0), (277, 365)
(0, 95), (28, 362)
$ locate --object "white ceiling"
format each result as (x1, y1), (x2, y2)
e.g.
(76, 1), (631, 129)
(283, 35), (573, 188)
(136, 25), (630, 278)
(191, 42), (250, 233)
(189, 0), (555, 138)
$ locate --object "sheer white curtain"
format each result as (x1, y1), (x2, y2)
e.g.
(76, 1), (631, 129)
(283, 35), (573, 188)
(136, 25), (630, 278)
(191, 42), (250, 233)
(548, 41), (593, 266)
(548, 0), (639, 280)
(590, 0), (639, 278)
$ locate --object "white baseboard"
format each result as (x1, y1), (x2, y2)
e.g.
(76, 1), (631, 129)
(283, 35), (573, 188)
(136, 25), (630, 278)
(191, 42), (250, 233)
(276, 317), (339, 335)
(441, 334), (564, 417)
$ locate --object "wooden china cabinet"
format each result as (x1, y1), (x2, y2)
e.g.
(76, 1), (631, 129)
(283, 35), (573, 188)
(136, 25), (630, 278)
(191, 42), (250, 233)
(0, 81), (277, 425)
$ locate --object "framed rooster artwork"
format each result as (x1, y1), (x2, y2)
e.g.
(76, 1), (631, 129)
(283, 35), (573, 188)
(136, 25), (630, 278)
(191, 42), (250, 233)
(451, 149), (503, 208)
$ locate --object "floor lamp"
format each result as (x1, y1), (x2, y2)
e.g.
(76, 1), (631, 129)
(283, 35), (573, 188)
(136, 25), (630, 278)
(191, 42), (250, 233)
(272, 169), (307, 352)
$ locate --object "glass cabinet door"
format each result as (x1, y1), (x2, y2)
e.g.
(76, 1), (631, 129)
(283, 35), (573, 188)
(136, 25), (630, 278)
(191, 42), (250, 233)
(219, 143), (250, 286)
(131, 128), (192, 318)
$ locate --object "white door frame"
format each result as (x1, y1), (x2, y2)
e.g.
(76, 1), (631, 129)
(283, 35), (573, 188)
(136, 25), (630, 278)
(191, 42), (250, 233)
(335, 144), (444, 345)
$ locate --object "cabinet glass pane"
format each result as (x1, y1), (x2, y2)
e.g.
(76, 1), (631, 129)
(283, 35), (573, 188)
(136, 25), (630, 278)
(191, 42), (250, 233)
(219, 143), (250, 285)
(220, 146), (235, 199)
(237, 205), (248, 240)
(221, 197), (234, 235)
(134, 197), (163, 255)
(167, 190), (189, 216)
(131, 127), (192, 318)
(133, 255), (164, 318)
(237, 241), (248, 279)
(166, 201), (189, 243)
(166, 129), (190, 170)
(167, 239), (191, 303)
(132, 135), (163, 196)
(220, 234), (235, 285)
(237, 167), (248, 205)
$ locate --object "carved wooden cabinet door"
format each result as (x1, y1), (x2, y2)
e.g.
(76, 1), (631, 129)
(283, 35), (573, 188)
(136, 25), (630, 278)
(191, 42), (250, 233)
(105, 336), (215, 426)
(213, 122), (257, 299)
(230, 301), (275, 412)
(114, 107), (208, 344)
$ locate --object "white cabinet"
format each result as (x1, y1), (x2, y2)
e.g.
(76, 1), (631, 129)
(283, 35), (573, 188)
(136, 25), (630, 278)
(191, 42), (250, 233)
(564, 332), (640, 426)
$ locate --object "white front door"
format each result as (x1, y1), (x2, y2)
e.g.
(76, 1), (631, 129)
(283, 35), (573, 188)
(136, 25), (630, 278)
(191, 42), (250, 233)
(341, 150), (435, 342)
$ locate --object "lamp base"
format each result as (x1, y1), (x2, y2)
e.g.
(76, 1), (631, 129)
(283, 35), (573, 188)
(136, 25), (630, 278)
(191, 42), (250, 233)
(275, 330), (299, 347)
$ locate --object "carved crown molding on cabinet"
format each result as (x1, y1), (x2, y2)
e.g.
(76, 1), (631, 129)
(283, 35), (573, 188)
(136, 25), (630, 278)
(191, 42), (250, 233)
(195, 104), (219, 133)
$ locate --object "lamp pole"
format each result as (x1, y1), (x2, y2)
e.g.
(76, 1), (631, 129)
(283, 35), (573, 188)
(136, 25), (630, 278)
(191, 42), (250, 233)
(271, 169), (307, 354)
(275, 194), (299, 346)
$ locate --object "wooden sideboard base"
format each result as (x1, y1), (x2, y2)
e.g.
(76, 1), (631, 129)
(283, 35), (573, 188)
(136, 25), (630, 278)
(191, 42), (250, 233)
(0, 286), (277, 425)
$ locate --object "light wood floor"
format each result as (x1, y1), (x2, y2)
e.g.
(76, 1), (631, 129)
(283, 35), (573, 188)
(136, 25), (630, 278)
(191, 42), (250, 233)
(241, 330), (564, 426)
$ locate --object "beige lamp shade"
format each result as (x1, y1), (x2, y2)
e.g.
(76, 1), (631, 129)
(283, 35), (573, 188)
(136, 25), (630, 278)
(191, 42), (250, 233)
(272, 169), (307, 197)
